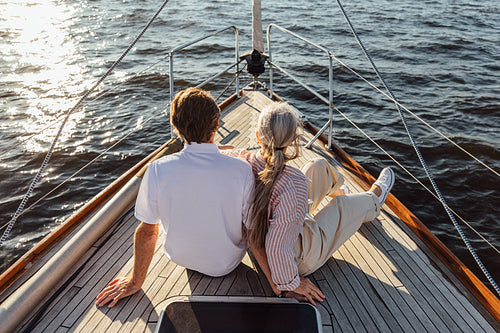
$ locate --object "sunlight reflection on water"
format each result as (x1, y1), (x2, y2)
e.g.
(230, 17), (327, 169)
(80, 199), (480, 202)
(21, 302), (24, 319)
(1, 0), (87, 152)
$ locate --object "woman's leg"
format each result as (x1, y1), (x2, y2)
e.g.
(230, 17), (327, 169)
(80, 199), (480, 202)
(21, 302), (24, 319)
(295, 158), (381, 276)
(301, 158), (344, 214)
(296, 192), (380, 276)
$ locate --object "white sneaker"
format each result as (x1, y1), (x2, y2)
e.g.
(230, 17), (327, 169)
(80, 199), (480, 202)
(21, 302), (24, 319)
(373, 167), (395, 205)
(340, 184), (350, 195)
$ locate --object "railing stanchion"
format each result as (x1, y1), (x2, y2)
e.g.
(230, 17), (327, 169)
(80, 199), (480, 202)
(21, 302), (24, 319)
(169, 52), (174, 138)
(267, 26), (274, 98)
(305, 119), (331, 149)
(166, 26), (239, 137)
(328, 53), (334, 148)
(235, 27), (240, 98)
(266, 24), (335, 147)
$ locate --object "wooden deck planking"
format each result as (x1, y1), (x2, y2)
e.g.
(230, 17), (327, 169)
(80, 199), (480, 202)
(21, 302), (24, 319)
(80, 253), (171, 332)
(22, 90), (497, 332)
(319, 262), (369, 332)
(356, 224), (453, 332)
(342, 235), (420, 332)
(32, 213), (139, 333)
(351, 230), (437, 331)
(330, 250), (394, 332)
(334, 247), (403, 332)
(59, 235), (139, 328)
(361, 219), (473, 331)
(376, 201), (494, 328)
(316, 277), (355, 332)
(73, 211), (137, 288)
(373, 206), (494, 331)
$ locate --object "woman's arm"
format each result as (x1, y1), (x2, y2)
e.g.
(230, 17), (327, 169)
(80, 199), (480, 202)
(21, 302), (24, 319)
(219, 148), (253, 163)
(264, 184), (325, 304)
(247, 233), (280, 296)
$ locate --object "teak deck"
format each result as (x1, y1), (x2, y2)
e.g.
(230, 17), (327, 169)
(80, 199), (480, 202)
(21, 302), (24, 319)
(16, 90), (499, 332)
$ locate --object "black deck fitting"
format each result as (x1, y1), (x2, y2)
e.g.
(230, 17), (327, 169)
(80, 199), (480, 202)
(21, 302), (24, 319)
(240, 49), (269, 78)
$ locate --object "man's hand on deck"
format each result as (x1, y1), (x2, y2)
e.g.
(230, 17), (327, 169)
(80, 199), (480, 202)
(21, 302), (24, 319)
(95, 276), (141, 308)
(95, 222), (158, 308)
(286, 277), (325, 305)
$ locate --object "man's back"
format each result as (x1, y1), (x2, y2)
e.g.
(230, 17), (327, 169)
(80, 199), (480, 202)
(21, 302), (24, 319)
(135, 143), (254, 276)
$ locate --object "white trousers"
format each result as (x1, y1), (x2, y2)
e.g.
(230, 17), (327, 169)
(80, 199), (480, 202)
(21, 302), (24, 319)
(294, 158), (381, 276)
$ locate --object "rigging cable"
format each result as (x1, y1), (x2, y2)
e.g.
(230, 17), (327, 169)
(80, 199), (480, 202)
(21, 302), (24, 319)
(335, 0), (500, 295)
(1, 58), (245, 239)
(0, 0), (171, 247)
(266, 58), (500, 255)
(17, 66), (246, 219)
(12, 112), (161, 220)
(327, 56), (500, 252)
(329, 104), (500, 255)
(0, 63), (246, 234)
(330, 54), (499, 178)
(214, 66), (246, 102)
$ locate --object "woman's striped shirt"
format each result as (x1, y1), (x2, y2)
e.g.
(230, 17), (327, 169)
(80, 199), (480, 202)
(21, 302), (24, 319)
(223, 149), (309, 291)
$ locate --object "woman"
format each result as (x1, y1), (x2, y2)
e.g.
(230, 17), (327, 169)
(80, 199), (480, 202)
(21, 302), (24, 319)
(223, 102), (395, 304)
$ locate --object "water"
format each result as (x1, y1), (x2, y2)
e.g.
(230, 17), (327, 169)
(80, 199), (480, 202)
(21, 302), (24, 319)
(0, 0), (498, 292)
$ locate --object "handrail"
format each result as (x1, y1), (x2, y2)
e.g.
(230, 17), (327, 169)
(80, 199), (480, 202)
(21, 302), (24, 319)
(267, 23), (334, 148)
(168, 26), (239, 136)
(268, 60), (328, 104)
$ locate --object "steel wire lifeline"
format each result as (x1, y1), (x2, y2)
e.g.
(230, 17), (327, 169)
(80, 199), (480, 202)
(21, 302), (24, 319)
(335, 0), (500, 296)
(0, 0), (171, 247)
(0, 58), (244, 237)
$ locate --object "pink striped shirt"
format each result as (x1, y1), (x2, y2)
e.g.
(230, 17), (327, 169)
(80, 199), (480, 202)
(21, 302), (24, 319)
(223, 149), (309, 291)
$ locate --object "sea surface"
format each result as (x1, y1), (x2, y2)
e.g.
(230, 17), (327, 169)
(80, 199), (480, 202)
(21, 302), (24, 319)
(1, 0), (499, 291)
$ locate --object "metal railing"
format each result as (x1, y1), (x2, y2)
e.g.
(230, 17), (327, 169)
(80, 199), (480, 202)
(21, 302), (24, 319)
(266, 23), (334, 148)
(168, 26), (240, 136)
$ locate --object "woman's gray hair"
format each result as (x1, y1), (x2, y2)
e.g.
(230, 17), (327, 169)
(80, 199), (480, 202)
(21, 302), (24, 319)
(250, 102), (302, 248)
(258, 102), (299, 150)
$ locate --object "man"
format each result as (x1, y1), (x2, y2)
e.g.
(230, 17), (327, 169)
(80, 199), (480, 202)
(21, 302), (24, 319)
(96, 88), (254, 308)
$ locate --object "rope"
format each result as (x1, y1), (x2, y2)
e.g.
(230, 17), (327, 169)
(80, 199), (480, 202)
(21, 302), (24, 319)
(16, 113), (161, 219)
(335, 0), (500, 295)
(0, 0), (171, 247)
(0, 119), (64, 159)
(0, 64), (243, 232)
(1, 63), (242, 232)
(80, 57), (169, 110)
(5, 99), (499, 257)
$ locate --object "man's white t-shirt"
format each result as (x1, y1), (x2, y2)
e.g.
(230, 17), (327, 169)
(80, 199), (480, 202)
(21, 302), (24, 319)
(135, 143), (254, 277)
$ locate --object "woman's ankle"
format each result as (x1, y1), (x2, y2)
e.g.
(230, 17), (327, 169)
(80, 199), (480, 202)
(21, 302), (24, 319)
(369, 184), (382, 197)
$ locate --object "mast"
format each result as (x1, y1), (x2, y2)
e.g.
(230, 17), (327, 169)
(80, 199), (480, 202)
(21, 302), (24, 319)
(252, 0), (264, 53)
(243, 0), (268, 82)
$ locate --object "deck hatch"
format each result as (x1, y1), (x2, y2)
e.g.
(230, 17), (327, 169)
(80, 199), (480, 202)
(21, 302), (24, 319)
(156, 298), (322, 333)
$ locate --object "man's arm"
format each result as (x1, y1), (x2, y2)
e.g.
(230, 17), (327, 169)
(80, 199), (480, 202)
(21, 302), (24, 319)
(95, 222), (159, 308)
